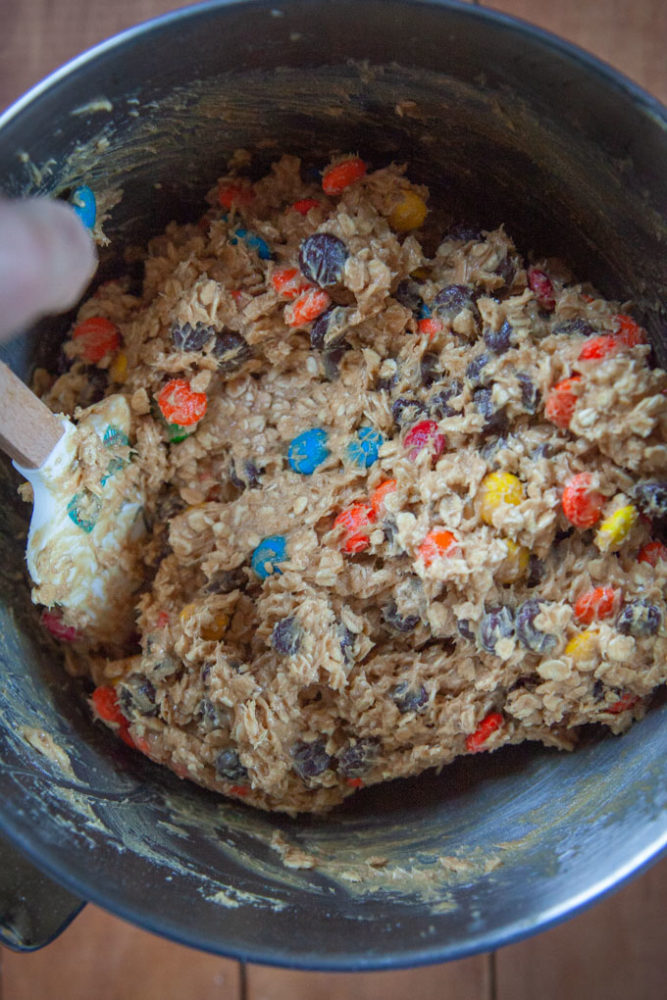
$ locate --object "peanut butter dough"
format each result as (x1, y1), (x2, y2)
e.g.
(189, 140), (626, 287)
(35, 154), (667, 813)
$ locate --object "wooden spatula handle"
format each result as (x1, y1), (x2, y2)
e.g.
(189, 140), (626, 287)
(0, 361), (65, 469)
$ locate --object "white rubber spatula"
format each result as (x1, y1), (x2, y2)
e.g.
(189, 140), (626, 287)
(0, 361), (145, 648)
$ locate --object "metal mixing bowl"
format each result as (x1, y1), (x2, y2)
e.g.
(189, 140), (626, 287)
(0, 0), (665, 967)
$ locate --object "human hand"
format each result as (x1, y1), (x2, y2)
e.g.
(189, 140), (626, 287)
(0, 197), (97, 343)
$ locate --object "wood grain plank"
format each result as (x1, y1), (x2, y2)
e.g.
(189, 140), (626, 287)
(496, 857), (667, 1000)
(1, 904), (241, 1000)
(485, 0), (667, 103)
(0, 0), (193, 113)
(246, 955), (490, 1000)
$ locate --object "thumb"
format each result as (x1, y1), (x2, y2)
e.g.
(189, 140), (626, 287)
(0, 197), (98, 343)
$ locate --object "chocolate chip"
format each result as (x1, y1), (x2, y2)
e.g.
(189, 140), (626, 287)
(531, 441), (556, 459)
(391, 396), (429, 428)
(473, 387), (508, 434)
(479, 606), (515, 654)
(338, 624), (356, 664)
(338, 737), (380, 777)
(429, 379), (463, 418)
(391, 682), (428, 714)
(457, 619), (475, 641)
(553, 318), (595, 337)
(516, 600), (558, 653)
(230, 458), (263, 490)
(118, 675), (158, 718)
(480, 435), (508, 465)
(633, 481), (667, 519)
(171, 321), (215, 352)
(292, 739), (332, 779)
(517, 372), (541, 413)
(395, 279), (425, 315)
(494, 253), (517, 289)
(465, 352), (490, 387)
(484, 320), (513, 355)
(382, 516), (399, 548)
(215, 748), (248, 782)
(310, 306), (349, 350)
(420, 351), (442, 388)
(212, 330), (252, 373)
(270, 616), (303, 655)
(433, 284), (478, 319)
(382, 601), (420, 633)
(299, 233), (349, 287)
(616, 600), (662, 637)
(200, 697), (231, 731)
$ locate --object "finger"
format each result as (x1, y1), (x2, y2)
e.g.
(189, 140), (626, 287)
(0, 197), (98, 342)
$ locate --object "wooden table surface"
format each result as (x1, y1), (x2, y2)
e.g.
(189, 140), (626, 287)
(1, 1), (665, 998)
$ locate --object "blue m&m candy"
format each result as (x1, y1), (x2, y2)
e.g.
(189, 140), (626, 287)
(252, 535), (287, 579)
(71, 185), (96, 230)
(100, 424), (131, 485)
(288, 428), (329, 475)
(67, 488), (102, 533)
(347, 426), (384, 468)
(102, 424), (130, 449)
(231, 227), (272, 260)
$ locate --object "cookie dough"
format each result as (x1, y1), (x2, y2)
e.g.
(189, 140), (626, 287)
(36, 154), (667, 813)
